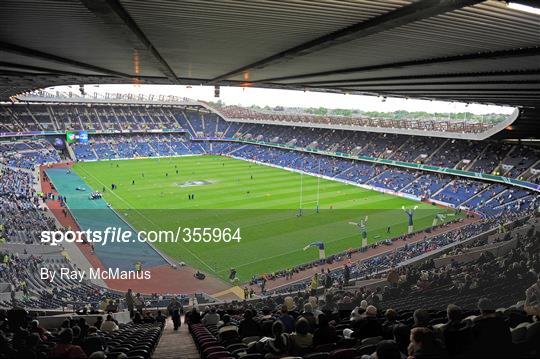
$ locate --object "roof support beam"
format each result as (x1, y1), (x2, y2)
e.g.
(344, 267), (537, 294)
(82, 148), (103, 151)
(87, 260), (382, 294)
(258, 47), (540, 83)
(80, 0), (178, 83)
(315, 79), (540, 89)
(345, 89), (540, 94)
(0, 42), (132, 78)
(290, 69), (540, 86)
(0, 70), (47, 77)
(0, 62), (86, 77)
(209, 0), (483, 83)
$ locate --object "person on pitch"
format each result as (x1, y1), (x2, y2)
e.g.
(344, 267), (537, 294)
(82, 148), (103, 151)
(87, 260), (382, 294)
(229, 268), (237, 281)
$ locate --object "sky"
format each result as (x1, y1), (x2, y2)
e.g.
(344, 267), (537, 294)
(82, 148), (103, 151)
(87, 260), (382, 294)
(47, 84), (515, 115)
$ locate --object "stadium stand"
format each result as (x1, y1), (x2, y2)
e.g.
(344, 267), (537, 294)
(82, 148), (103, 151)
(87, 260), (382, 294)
(0, 0), (539, 356)
(0, 103), (537, 358)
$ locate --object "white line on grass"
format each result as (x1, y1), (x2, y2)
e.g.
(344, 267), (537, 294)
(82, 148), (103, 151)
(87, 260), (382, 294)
(76, 166), (217, 273)
(215, 208), (443, 273)
(215, 229), (362, 273)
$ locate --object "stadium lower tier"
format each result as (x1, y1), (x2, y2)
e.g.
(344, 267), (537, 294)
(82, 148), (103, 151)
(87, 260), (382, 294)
(0, 133), (539, 359)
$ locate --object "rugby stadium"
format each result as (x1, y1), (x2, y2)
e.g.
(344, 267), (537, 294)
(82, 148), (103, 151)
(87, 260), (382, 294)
(0, 1), (539, 359)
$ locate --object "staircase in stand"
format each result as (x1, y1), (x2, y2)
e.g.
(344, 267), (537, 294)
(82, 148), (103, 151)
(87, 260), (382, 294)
(153, 318), (199, 359)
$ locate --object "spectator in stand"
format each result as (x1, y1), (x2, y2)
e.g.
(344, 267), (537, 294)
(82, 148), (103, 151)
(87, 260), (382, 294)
(439, 304), (464, 357)
(49, 328), (88, 359)
(338, 295), (355, 319)
(186, 307), (201, 325)
(82, 326), (106, 356)
(132, 312), (144, 324)
(299, 303), (317, 330)
(13, 331), (39, 359)
(283, 296), (299, 317)
(313, 313), (337, 346)
(408, 327), (447, 359)
(255, 320), (289, 358)
(321, 293), (338, 315)
(278, 304), (295, 333)
(393, 324), (411, 358)
(525, 273), (540, 317)
(93, 317), (103, 330)
(125, 289), (134, 318)
(71, 325), (83, 346)
(133, 292), (144, 314)
(100, 315), (119, 332)
(155, 310), (167, 324)
(29, 319), (48, 341)
(289, 317), (313, 355)
(202, 307), (220, 326)
(360, 339), (403, 359)
(381, 309), (400, 339)
(469, 298), (511, 358)
(351, 299), (369, 320)
(412, 309), (431, 329)
(78, 318), (89, 339)
(0, 329), (17, 358)
(105, 300), (118, 313)
(238, 309), (262, 338)
(352, 305), (382, 340)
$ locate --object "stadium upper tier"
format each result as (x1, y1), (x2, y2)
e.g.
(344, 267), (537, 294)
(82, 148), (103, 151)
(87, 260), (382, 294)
(12, 92), (519, 140)
(211, 104), (516, 140)
(1, 102), (538, 183)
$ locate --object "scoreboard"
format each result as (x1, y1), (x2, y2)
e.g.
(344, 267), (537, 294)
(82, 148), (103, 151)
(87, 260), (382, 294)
(66, 130), (89, 143)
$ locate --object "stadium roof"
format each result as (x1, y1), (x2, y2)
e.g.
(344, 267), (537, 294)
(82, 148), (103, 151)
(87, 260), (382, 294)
(1, 0), (539, 136)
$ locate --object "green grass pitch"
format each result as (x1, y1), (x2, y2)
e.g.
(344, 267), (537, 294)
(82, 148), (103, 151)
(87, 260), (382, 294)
(73, 155), (460, 282)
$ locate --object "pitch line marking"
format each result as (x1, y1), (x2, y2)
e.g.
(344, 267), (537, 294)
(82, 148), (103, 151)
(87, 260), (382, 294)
(76, 166), (216, 273)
